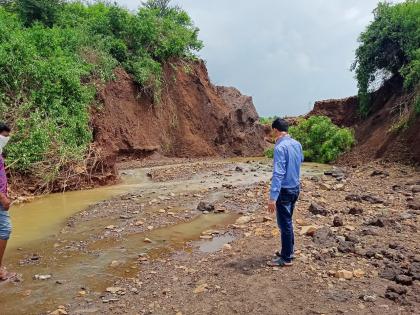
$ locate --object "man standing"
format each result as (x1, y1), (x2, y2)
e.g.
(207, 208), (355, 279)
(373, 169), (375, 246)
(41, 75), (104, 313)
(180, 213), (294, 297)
(267, 118), (303, 267)
(0, 122), (14, 281)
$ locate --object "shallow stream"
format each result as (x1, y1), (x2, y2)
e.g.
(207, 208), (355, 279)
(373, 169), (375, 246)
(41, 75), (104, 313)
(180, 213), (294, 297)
(1, 159), (329, 314)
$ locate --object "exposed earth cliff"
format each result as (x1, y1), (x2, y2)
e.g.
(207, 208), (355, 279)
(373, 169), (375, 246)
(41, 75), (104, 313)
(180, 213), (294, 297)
(93, 60), (266, 165)
(308, 77), (420, 165)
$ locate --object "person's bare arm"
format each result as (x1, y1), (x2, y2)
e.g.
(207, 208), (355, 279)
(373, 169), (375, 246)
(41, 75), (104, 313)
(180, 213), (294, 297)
(0, 192), (10, 210)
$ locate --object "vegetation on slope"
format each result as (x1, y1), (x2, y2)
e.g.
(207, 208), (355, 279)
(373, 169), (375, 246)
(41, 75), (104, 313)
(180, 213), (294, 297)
(352, 0), (420, 116)
(0, 0), (202, 185)
(265, 116), (355, 164)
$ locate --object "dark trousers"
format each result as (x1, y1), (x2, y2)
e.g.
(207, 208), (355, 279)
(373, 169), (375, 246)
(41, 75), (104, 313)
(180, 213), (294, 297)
(276, 186), (300, 262)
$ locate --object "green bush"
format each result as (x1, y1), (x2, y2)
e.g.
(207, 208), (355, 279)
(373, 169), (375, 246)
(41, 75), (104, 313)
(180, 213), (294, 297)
(288, 116), (355, 163)
(264, 147), (274, 159)
(352, 0), (420, 116)
(0, 0), (202, 184)
(259, 116), (278, 125)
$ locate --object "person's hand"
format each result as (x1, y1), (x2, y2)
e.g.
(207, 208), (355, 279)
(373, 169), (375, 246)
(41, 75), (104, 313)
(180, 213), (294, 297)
(267, 199), (276, 213)
(0, 194), (10, 210)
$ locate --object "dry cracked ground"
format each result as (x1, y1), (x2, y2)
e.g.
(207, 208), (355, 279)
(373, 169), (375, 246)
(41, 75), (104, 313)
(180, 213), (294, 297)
(2, 159), (420, 315)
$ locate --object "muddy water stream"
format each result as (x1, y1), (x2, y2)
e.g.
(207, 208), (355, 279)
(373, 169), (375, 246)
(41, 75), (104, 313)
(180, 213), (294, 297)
(1, 159), (329, 314)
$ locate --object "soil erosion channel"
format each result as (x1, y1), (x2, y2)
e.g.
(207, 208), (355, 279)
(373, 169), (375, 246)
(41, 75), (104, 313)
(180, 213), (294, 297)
(1, 159), (329, 314)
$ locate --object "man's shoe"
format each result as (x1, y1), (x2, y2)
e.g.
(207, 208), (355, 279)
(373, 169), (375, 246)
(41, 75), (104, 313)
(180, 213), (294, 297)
(267, 257), (293, 267)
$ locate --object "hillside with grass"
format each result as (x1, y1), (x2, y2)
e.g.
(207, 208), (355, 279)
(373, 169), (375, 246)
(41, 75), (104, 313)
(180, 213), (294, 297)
(0, 0), (266, 193)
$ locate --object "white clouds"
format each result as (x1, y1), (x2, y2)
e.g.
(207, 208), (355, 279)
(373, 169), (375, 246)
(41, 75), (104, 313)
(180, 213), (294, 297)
(116, 0), (402, 116)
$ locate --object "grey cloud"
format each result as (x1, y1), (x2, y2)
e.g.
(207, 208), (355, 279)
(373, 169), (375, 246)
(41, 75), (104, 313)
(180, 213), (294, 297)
(117, 0), (404, 117)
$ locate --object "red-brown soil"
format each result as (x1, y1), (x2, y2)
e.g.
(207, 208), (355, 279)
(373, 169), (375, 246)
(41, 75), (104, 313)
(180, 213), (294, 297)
(308, 76), (420, 165)
(92, 60), (266, 164)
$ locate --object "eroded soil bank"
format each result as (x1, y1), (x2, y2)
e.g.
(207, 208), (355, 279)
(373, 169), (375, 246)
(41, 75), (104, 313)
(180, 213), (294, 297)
(1, 159), (419, 315)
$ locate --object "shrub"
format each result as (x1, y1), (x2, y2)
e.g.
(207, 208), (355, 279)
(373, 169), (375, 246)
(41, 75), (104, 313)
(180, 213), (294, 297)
(352, 1), (420, 116)
(289, 116), (355, 163)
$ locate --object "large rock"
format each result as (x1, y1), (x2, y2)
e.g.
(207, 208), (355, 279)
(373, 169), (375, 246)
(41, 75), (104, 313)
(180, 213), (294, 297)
(408, 196), (420, 210)
(309, 203), (328, 216)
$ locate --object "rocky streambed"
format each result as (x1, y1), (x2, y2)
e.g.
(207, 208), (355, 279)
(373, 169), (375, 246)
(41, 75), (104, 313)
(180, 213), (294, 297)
(1, 159), (419, 315)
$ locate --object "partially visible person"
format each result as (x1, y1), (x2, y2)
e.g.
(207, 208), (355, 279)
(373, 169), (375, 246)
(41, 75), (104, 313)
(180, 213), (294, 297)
(267, 118), (304, 267)
(0, 122), (14, 281)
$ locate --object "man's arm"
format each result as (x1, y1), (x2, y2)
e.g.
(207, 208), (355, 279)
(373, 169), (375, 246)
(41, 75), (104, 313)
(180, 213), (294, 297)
(0, 192), (10, 210)
(270, 146), (287, 201)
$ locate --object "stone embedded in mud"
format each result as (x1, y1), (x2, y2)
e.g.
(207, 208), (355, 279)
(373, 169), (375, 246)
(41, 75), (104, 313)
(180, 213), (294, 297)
(395, 275), (413, 286)
(353, 269), (365, 278)
(300, 225), (318, 236)
(106, 287), (125, 295)
(386, 284), (407, 295)
(361, 195), (385, 204)
(309, 202), (328, 216)
(335, 270), (353, 280)
(333, 216), (344, 227)
(193, 283), (208, 294)
(366, 217), (386, 227)
(338, 241), (355, 253)
(34, 274), (51, 280)
(412, 185), (420, 193)
(348, 207), (363, 215)
(319, 183), (332, 191)
(345, 194), (363, 202)
(235, 216), (253, 225)
(371, 170), (389, 177)
(408, 196), (420, 210)
(197, 202), (215, 212)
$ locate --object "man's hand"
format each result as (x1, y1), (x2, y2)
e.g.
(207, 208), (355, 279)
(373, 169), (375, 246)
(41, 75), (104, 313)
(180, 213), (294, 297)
(267, 199), (276, 213)
(0, 193), (10, 210)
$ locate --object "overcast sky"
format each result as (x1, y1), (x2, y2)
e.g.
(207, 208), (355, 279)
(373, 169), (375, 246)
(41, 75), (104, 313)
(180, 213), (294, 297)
(117, 0), (402, 116)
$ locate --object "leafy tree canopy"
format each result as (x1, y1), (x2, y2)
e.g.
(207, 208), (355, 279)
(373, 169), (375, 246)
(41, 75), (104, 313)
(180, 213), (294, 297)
(352, 0), (420, 115)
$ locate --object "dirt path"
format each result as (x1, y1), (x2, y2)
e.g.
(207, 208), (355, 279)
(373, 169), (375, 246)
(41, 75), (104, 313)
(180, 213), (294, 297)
(1, 160), (419, 315)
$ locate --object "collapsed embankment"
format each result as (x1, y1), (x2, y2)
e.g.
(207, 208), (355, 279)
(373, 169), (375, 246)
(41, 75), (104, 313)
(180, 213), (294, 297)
(92, 60), (266, 164)
(308, 76), (420, 165)
(9, 60), (266, 196)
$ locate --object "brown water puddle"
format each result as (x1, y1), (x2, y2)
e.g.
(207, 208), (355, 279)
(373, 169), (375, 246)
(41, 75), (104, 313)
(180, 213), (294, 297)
(1, 160), (330, 314)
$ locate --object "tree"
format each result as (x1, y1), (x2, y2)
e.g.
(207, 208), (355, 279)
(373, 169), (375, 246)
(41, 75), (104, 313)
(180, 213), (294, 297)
(351, 0), (420, 115)
(142, 0), (179, 16)
(16, 0), (63, 26)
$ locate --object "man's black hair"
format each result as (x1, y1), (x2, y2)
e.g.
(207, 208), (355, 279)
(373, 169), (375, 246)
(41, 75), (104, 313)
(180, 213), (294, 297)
(0, 122), (11, 133)
(272, 118), (289, 132)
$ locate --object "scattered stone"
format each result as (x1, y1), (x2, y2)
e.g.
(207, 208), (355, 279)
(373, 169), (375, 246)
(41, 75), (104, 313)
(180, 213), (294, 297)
(361, 195), (385, 204)
(348, 207), (363, 216)
(360, 294), (377, 302)
(345, 194), (362, 202)
(353, 269), (365, 278)
(319, 183), (332, 191)
(300, 225), (318, 236)
(309, 203), (328, 216)
(106, 287), (125, 295)
(366, 217), (386, 227)
(34, 274), (51, 280)
(338, 241), (355, 253)
(144, 238), (152, 243)
(222, 244), (232, 251)
(235, 216), (253, 225)
(193, 283), (208, 294)
(380, 267), (400, 281)
(197, 202), (215, 212)
(312, 227), (334, 245)
(386, 284), (407, 295)
(335, 270), (353, 280)
(371, 170), (389, 177)
(361, 227), (380, 236)
(333, 216), (344, 227)
(235, 166), (244, 172)
(395, 275), (413, 286)
(408, 196), (420, 210)
(411, 185), (420, 193)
